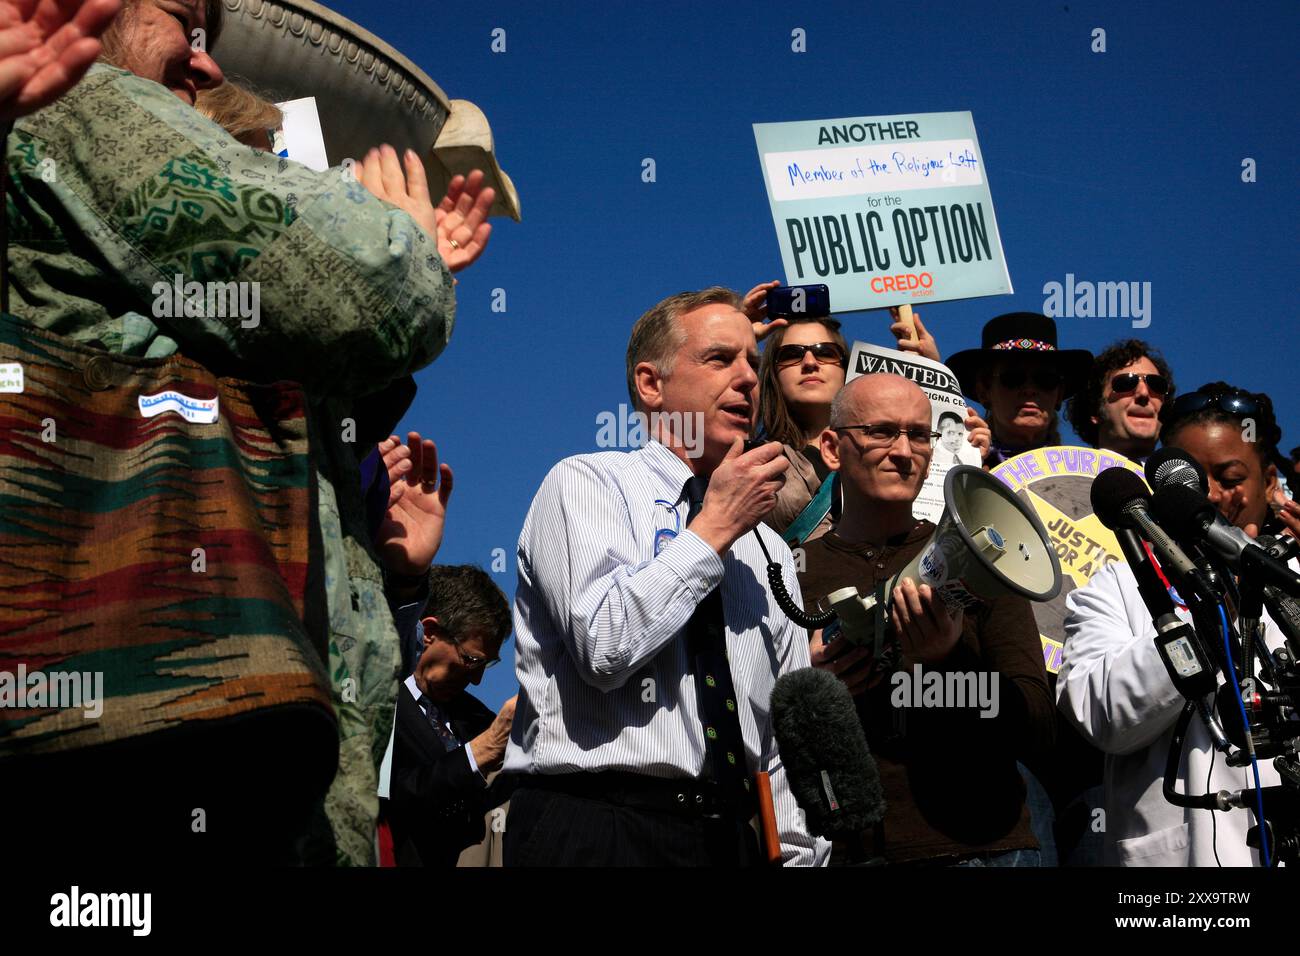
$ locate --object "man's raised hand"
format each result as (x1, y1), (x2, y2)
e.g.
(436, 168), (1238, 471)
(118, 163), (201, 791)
(377, 431), (454, 578)
(690, 438), (788, 556)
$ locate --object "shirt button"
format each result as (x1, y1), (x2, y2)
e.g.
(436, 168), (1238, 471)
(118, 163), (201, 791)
(83, 355), (114, 391)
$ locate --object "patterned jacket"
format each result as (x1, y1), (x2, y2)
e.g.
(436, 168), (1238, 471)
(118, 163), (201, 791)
(7, 64), (457, 864)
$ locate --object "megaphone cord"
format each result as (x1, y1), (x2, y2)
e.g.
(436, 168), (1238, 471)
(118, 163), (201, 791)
(750, 526), (834, 630)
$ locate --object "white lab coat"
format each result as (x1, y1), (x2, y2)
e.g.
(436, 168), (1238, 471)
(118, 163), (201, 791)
(1058, 560), (1289, 866)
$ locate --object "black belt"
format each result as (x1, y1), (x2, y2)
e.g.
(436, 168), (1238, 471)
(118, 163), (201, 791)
(512, 771), (756, 820)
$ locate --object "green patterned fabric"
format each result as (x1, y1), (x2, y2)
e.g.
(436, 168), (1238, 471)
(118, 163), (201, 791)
(6, 64), (457, 864)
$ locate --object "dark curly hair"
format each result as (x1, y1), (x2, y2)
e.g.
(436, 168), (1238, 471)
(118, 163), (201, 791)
(1065, 339), (1174, 447)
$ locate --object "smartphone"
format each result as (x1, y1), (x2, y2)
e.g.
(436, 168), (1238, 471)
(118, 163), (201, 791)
(743, 438), (765, 454)
(766, 284), (830, 318)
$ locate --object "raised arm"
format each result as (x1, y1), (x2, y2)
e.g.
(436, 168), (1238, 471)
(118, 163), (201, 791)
(11, 66), (461, 397)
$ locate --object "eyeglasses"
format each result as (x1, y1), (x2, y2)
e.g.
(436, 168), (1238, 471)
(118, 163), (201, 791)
(1109, 372), (1170, 397)
(834, 423), (940, 449)
(774, 342), (846, 369)
(996, 368), (1063, 390)
(449, 633), (501, 671)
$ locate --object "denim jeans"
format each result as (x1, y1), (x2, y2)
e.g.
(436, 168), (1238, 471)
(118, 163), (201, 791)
(1018, 762), (1057, 866)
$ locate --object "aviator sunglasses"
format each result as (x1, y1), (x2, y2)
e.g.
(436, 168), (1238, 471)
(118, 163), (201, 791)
(1109, 372), (1170, 397)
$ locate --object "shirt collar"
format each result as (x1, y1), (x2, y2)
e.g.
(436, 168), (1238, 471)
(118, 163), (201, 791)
(404, 673), (423, 703)
(639, 439), (698, 502)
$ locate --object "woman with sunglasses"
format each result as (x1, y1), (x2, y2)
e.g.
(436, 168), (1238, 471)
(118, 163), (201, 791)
(754, 315), (853, 544)
(947, 313), (1094, 468)
(1058, 380), (1299, 866)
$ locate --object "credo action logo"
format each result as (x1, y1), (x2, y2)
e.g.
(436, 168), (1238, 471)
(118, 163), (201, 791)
(870, 271), (935, 297)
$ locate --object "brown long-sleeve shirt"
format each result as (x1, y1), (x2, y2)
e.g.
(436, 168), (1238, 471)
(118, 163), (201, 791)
(798, 524), (1055, 864)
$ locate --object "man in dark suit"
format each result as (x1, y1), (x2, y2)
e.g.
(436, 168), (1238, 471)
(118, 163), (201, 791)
(386, 565), (517, 867)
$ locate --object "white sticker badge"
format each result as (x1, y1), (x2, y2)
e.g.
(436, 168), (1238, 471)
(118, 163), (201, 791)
(0, 363), (23, 393)
(138, 390), (219, 424)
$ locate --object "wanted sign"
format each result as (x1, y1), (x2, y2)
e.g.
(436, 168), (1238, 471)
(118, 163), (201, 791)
(845, 342), (981, 524)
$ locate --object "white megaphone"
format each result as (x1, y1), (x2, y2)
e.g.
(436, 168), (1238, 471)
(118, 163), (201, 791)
(824, 465), (1062, 652)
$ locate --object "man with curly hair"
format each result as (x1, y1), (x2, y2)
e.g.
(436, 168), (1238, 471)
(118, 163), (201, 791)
(1065, 339), (1175, 464)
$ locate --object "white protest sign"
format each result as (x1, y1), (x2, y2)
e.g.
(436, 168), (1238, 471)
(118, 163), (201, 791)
(754, 111), (1012, 312)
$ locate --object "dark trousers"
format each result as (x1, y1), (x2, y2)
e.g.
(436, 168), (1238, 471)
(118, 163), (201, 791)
(503, 785), (764, 867)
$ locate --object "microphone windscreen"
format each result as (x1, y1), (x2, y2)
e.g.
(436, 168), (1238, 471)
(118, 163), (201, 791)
(771, 667), (885, 839)
(1151, 483), (1217, 542)
(1090, 467), (1150, 531)
(1146, 447), (1207, 494)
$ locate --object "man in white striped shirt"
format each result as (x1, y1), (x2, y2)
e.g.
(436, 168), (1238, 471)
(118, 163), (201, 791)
(502, 287), (829, 866)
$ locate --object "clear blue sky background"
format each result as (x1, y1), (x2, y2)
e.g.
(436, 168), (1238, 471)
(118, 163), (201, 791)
(325, 0), (1297, 710)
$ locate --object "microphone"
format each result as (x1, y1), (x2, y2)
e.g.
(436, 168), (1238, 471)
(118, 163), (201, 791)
(1114, 527), (1218, 699)
(1091, 468), (1201, 586)
(1146, 447), (1208, 495)
(771, 668), (885, 846)
(1152, 484), (1300, 598)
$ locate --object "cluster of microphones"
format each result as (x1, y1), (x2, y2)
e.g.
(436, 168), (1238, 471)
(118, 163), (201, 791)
(770, 448), (1300, 865)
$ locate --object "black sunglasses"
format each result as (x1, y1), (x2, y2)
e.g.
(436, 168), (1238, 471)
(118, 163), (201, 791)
(997, 368), (1063, 390)
(1163, 388), (1271, 427)
(774, 342), (846, 369)
(1109, 372), (1170, 397)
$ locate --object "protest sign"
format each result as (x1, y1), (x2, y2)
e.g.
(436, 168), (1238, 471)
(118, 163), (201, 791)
(753, 111), (1012, 313)
(845, 342), (980, 524)
(271, 97), (330, 172)
(991, 448), (1147, 674)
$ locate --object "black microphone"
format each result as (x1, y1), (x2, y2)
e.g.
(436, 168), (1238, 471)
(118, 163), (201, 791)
(1091, 468), (1201, 585)
(1145, 447), (1207, 495)
(1114, 527), (1176, 618)
(771, 668), (885, 845)
(1114, 526), (1218, 698)
(1152, 484), (1300, 598)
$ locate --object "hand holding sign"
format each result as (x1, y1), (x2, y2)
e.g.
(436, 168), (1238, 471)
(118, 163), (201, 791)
(889, 307), (941, 362)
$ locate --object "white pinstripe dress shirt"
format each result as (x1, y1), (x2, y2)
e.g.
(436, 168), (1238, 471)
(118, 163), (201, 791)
(503, 439), (829, 866)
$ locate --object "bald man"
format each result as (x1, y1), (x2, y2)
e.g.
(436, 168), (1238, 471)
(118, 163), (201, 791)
(796, 374), (1054, 866)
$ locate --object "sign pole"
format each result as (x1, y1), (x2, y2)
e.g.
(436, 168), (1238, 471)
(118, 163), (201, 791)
(894, 304), (918, 343)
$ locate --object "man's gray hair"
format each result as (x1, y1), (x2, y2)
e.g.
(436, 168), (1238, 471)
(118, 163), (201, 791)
(625, 287), (742, 411)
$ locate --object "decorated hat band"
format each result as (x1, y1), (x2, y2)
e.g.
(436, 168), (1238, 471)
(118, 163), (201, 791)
(991, 338), (1057, 352)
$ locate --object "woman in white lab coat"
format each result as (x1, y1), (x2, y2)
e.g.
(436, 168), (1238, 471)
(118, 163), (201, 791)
(1058, 383), (1300, 866)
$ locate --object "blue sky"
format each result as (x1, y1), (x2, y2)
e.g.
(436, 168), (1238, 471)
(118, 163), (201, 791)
(324, 0), (1298, 710)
